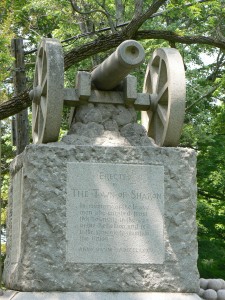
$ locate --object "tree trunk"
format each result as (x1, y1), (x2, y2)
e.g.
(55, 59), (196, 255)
(11, 38), (29, 154)
(134, 0), (143, 18)
(115, 0), (125, 25)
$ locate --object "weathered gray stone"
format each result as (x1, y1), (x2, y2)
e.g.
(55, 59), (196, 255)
(3, 144), (199, 292)
(222, 279), (225, 289)
(68, 102), (154, 147)
(75, 104), (102, 124)
(127, 107), (137, 122)
(119, 123), (156, 146)
(200, 278), (209, 289)
(199, 288), (204, 297)
(208, 279), (223, 291)
(120, 123), (147, 137)
(93, 131), (129, 146)
(69, 122), (104, 138)
(69, 121), (83, 134)
(62, 131), (131, 147)
(113, 105), (133, 126)
(103, 119), (119, 131)
(120, 123), (156, 146)
(61, 134), (92, 146)
(1, 291), (202, 300)
(203, 289), (217, 300)
(140, 135), (156, 146)
(217, 289), (225, 300)
(96, 104), (118, 122)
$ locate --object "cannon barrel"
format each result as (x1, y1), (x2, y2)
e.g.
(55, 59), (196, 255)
(91, 40), (145, 91)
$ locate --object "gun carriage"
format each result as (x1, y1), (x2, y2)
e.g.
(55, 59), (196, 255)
(29, 38), (185, 146)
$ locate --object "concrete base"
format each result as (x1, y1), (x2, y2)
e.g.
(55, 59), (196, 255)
(1, 291), (202, 300)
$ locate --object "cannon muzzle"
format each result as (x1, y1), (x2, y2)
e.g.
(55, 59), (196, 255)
(91, 40), (145, 91)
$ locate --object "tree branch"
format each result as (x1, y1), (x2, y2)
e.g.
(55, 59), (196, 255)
(94, 0), (116, 32)
(186, 84), (220, 111)
(115, 0), (125, 25)
(122, 0), (167, 38)
(64, 32), (124, 70)
(207, 51), (225, 81)
(64, 29), (225, 71)
(24, 0), (213, 55)
(1, 2), (225, 121)
(0, 89), (31, 120)
(136, 30), (225, 50)
(69, 0), (107, 16)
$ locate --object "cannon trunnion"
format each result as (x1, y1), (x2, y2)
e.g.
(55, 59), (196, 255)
(29, 38), (186, 146)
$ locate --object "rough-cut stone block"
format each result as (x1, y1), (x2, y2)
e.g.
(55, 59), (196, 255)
(3, 144), (199, 292)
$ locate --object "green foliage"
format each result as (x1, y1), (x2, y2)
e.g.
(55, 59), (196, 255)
(0, 1), (14, 94)
(181, 101), (225, 279)
(1, 119), (15, 267)
(197, 197), (225, 279)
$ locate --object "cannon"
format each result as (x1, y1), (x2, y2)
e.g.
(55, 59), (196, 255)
(29, 38), (185, 146)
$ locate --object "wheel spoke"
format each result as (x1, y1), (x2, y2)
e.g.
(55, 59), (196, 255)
(149, 65), (158, 94)
(41, 73), (47, 96)
(155, 58), (162, 94)
(157, 82), (168, 105)
(38, 111), (44, 142)
(38, 98), (46, 142)
(143, 69), (151, 93)
(156, 59), (167, 94)
(147, 111), (154, 137)
(32, 104), (39, 141)
(153, 113), (164, 146)
(37, 48), (43, 85)
(157, 104), (167, 126)
(41, 51), (47, 86)
(33, 105), (39, 128)
(40, 96), (47, 118)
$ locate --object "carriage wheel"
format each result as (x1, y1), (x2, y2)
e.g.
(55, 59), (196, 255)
(31, 38), (64, 144)
(141, 48), (186, 146)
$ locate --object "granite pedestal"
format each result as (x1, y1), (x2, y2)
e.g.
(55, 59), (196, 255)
(3, 143), (199, 295)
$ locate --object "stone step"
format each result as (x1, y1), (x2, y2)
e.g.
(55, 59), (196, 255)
(1, 291), (202, 300)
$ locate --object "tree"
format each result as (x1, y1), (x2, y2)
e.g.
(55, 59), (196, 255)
(0, 0), (225, 119)
(181, 103), (225, 279)
(0, 0), (225, 279)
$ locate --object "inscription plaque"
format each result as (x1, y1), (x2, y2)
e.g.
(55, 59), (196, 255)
(67, 163), (164, 264)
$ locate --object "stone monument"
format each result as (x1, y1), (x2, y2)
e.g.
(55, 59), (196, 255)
(2, 39), (201, 299)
